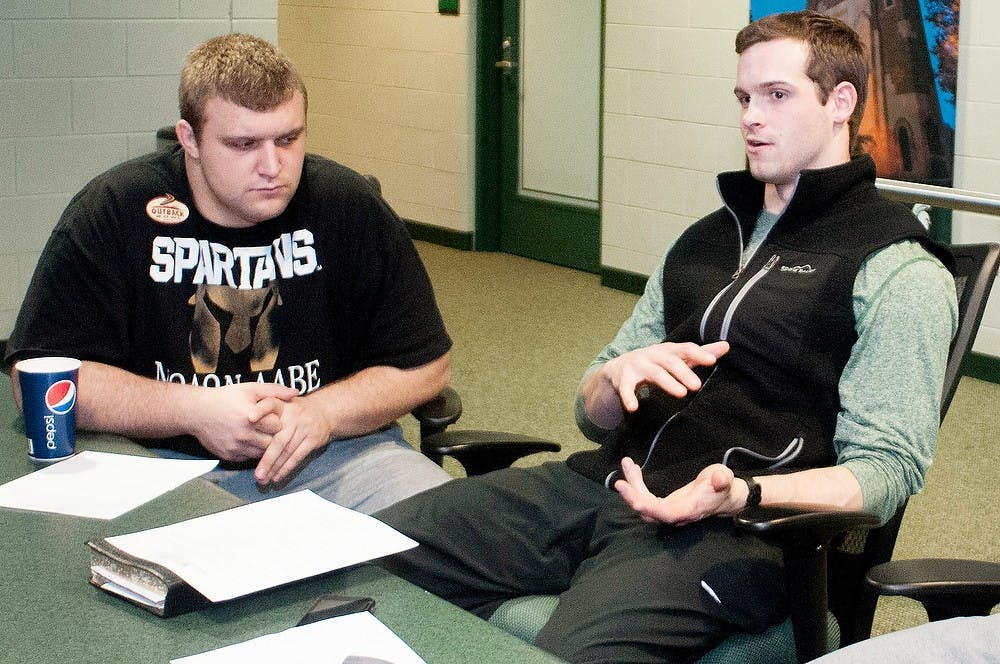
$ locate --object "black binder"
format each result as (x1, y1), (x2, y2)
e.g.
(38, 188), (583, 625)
(87, 538), (210, 617)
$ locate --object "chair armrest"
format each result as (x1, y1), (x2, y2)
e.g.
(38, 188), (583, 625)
(866, 558), (1000, 621)
(735, 505), (881, 548)
(420, 430), (560, 476)
(734, 506), (881, 663)
(411, 386), (559, 475)
(412, 386), (463, 437)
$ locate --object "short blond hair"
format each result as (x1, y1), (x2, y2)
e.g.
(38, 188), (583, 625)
(179, 33), (307, 137)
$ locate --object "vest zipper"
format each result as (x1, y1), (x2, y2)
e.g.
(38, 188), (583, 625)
(699, 254), (779, 342)
(617, 195), (777, 488)
(703, 196), (746, 341)
(699, 282), (736, 341)
(719, 254), (779, 339)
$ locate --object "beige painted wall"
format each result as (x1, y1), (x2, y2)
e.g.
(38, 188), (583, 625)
(277, 0), (475, 235)
(602, 0), (748, 276)
(948, 0), (1000, 354)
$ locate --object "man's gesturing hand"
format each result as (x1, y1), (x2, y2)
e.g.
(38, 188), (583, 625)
(582, 340), (729, 430)
(614, 458), (748, 526)
(610, 340), (730, 413)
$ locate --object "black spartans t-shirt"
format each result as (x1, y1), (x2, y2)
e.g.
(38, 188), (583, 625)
(7, 149), (451, 451)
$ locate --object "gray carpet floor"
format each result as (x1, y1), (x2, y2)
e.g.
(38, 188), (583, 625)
(409, 240), (999, 639)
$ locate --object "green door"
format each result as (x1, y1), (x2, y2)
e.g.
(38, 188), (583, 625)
(478, 1), (602, 273)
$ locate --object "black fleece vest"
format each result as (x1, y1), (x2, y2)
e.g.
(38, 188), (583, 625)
(566, 156), (950, 496)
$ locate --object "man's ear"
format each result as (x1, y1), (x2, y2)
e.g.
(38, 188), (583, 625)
(175, 119), (199, 159)
(830, 81), (858, 127)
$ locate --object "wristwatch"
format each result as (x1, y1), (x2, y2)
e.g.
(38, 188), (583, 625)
(742, 475), (762, 508)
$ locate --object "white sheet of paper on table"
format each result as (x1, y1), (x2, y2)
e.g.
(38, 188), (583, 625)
(104, 489), (418, 602)
(0, 450), (218, 519)
(170, 611), (426, 664)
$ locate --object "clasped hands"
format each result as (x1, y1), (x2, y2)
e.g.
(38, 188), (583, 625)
(590, 340), (745, 525)
(192, 382), (329, 487)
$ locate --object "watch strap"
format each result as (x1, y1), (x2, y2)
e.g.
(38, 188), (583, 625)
(741, 475), (762, 508)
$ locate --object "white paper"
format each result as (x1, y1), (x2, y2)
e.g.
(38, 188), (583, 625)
(0, 451), (218, 519)
(92, 564), (168, 608)
(171, 611), (426, 664)
(104, 490), (418, 602)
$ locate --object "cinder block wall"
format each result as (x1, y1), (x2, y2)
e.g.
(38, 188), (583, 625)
(949, 0), (1000, 354)
(0, 2), (277, 339)
(277, 1), (474, 237)
(601, 0), (747, 276)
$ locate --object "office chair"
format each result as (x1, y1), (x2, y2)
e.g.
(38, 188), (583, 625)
(368, 174), (560, 474)
(412, 386), (560, 475)
(808, 469), (1000, 660)
(466, 242), (1000, 663)
(721, 242), (1000, 662)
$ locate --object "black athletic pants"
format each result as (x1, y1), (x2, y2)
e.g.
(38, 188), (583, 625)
(375, 462), (788, 663)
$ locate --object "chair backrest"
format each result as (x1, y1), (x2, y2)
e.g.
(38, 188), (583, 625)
(939, 243), (1000, 418)
(829, 242), (1000, 646)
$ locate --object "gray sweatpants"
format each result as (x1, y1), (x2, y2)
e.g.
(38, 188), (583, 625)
(154, 423), (451, 514)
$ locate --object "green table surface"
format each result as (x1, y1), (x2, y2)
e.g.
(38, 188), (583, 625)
(0, 372), (561, 663)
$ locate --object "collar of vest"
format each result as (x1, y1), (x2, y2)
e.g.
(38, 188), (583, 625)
(716, 155), (877, 228)
(716, 155), (952, 270)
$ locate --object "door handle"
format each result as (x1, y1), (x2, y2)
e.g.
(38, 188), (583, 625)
(495, 36), (517, 75)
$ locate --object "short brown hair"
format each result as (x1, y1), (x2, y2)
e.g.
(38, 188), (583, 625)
(736, 10), (868, 153)
(179, 33), (307, 137)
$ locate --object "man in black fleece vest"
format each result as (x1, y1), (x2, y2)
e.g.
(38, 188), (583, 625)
(375, 11), (957, 663)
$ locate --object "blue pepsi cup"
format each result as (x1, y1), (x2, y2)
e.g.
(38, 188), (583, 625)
(15, 356), (81, 462)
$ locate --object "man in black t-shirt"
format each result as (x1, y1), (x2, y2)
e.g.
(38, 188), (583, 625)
(5, 33), (453, 513)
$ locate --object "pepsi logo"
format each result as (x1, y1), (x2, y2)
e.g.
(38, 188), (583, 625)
(45, 380), (76, 415)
